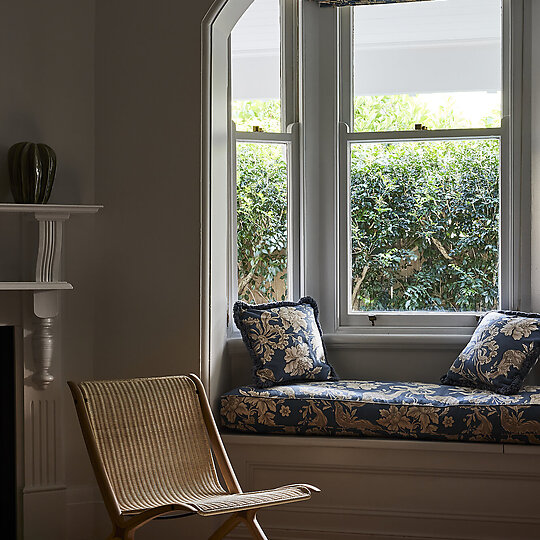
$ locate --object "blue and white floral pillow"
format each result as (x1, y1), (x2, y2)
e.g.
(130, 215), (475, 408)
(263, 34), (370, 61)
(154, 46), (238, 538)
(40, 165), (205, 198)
(441, 311), (540, 395)
(233, 296), (338, 388)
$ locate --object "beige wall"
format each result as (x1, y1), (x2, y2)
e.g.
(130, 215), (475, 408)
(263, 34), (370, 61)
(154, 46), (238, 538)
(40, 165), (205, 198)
(92, 2), (216, 536)
(94, 0), (213, 382)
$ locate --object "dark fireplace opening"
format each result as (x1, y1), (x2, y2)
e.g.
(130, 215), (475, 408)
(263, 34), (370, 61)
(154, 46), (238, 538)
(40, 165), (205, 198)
(0, 326), (16, 539)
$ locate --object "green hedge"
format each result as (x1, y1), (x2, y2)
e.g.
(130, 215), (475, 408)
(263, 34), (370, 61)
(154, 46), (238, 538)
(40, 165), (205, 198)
(234, 97), (500, 310)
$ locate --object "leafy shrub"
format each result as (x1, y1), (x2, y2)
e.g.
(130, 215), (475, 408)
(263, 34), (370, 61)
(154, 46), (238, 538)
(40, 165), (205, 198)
(235, 96), (500, 310)
(236, 142), (288, 302)
(350, 139), (499, 311)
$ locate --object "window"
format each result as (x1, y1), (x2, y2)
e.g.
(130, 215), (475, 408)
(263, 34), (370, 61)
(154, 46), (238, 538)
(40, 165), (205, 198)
(348, 138), (500, 313)
(341, 0), (505, 327)
(235, 141), (289, 303)
(230, 0), (299, 305)
(225, 0), (527, 338)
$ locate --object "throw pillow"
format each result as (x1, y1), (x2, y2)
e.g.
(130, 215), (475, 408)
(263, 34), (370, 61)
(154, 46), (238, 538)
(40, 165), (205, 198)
(441, 310), (540, 395)
(233, 296), (338, 388)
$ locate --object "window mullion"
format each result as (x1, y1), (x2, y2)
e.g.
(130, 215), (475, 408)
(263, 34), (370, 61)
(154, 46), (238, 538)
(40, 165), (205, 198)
(338, 7), (353, 127)
(229, 120), (239, 332)
(281, 0), (299, 130)
(288, 122), (301, 300)
(235, 132), (292, 143)
(346, 127), (503, 144)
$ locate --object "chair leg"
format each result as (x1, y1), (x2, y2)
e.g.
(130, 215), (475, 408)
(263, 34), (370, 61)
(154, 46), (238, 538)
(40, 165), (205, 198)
(209, 512), (243, 540)
(241, 511), (269, 540)
(107, 525), (135, 540)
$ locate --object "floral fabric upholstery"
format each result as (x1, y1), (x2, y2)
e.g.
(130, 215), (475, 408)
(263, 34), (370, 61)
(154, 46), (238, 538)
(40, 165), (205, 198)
(441, 311), (540, 395)
(220, 380), (540, 444)
(233, 297), (338, 388)
(314, 0), (432, 6)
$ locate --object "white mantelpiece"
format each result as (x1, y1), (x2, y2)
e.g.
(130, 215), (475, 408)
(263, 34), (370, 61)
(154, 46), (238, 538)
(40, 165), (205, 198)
(0, 203), (101, 540)
(0, 204), (101, 388)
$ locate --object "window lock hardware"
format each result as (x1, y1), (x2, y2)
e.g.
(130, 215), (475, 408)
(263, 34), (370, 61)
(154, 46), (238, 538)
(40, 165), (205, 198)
(252, 125), (264, 132)
(414, 123), (429, 131)
(368, 315), (377, 327)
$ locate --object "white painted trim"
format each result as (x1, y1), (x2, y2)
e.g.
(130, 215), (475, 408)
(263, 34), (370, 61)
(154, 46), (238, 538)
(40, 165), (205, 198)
(323, 332), (471, 348)
(201, 0), (255, 401)
(281, 0), (299, 130)
(345, 127), (502, 142)
(226, 331), (470, 351)
(222, 433), (508, 454)
(0, 204), (101, 214)
(235, 132), (293, 143)
(200, 0), (222, 391)
(0, 282), (72, 291)
(288, 122), (302, 300)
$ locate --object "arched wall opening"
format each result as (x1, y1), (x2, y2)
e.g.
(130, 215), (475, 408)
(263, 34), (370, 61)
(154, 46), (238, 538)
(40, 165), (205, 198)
(201, 0), (254, 407)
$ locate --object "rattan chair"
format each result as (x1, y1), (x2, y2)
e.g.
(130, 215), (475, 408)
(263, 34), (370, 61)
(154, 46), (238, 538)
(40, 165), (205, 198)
(68, 374), (319, 540)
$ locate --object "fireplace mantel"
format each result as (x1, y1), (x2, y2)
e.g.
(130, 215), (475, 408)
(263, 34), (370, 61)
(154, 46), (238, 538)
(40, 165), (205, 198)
(0, 204), (102, 388)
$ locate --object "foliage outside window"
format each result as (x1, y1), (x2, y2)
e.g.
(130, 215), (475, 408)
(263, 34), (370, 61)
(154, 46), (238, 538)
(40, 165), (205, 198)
(236, 139), (288, 303)
(235, 96), (500, 310)
(350, 138), (499, 312)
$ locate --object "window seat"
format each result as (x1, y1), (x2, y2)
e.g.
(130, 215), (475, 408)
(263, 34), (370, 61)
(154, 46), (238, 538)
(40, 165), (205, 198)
(220, 380), (540, 444)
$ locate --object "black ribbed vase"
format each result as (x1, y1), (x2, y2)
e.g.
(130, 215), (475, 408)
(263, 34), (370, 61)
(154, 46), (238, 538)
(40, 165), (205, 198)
(8, 142), (56, 204)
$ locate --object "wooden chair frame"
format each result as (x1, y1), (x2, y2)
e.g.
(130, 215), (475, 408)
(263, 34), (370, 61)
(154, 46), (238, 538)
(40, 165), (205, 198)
(68, 374), (318, 540)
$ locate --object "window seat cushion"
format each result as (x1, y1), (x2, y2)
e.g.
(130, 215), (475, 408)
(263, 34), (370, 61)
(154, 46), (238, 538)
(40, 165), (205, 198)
(220, 380), (540, 444)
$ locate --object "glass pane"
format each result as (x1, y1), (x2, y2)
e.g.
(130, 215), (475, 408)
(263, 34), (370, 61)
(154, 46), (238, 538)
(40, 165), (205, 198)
(353, 0), (502, 132)
(349, 139), (500, 312)
(231, 0), (281, 132)
(237, 142), (288, 302)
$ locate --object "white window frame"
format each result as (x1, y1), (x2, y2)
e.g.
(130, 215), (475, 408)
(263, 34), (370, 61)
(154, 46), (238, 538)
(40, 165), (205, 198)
(226, 0), (530, 340)
(228, 0), (301, 336)
(329, 0), (530, 335)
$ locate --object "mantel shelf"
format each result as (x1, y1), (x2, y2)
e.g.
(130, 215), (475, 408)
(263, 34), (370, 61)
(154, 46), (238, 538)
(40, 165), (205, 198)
(0, 203), (102, 388)
(0, 282), (73, 291)
(0, 203), (102, 215)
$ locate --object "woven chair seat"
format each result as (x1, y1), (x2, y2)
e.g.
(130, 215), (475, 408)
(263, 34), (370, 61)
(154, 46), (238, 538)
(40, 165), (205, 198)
(121, 484), (312, 517)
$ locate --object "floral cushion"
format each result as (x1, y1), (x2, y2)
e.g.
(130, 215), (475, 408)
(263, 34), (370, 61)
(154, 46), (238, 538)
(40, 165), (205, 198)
(220, 380), (540, 444)
(441, 311), (540, 395)
(233, 296), (338, 388)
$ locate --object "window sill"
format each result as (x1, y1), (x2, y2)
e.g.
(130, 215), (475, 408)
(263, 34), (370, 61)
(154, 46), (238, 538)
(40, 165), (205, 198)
(227, 330), (472, 352)
(324, 332), (471, 349)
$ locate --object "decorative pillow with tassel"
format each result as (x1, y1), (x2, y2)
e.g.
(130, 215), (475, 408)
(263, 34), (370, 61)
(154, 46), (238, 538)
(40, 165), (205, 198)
(441, 311), (540, 395)
(233, 296), (338, 388)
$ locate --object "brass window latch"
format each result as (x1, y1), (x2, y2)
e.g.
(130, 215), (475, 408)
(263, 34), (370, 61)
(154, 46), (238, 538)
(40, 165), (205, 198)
(368, 315), (377, 327)
(252, 125), (264, 132)
(415, 123), (429, 130)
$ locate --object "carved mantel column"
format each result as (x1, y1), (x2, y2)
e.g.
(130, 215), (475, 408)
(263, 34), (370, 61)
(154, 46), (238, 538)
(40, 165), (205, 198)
(32, 317), (55, 389)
